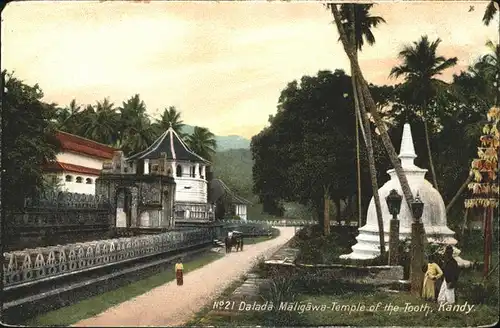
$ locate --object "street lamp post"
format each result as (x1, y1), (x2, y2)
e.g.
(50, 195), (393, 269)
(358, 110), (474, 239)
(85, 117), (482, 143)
(410, 193), (425, 296)
(386, 189), (402, 266)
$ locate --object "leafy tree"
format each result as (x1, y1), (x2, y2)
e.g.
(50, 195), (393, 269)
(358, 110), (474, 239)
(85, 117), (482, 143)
(390, 35), (458, 193)
(252, 70), (389, 229)
(185, 126), (217, 161)
(1, 70), (61, 208)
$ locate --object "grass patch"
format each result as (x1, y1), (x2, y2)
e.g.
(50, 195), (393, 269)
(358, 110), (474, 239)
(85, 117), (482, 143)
(184, 275), (247, 327)
(195, 283), (498, 327)
(26, 252), (224, 327)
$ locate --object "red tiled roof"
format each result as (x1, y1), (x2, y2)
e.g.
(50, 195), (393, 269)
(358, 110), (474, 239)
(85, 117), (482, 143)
(55, 131), (118, 159)
(44, 161), (101, 176)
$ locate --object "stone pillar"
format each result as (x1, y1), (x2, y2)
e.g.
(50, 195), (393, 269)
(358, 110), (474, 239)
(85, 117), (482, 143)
(202, 165), (206, 179)
(410, 221), (425, 296)
(144, 159), (150, 175)
(130, 186), (139, 227)
(389, 218), (400, 266)
(195, 163), (200, 178)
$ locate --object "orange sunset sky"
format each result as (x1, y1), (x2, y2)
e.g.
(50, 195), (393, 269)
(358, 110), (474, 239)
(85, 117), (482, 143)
(1, 1), (498, 138)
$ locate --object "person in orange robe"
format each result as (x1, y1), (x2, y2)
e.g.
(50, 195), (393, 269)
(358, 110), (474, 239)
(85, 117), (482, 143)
(175, 259), (184, 286)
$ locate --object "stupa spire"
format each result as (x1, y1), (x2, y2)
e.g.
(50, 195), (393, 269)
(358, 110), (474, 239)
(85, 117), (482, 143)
(399, 123), (417, 167)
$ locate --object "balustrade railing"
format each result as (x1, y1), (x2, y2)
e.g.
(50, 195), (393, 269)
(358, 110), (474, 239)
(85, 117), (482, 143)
(218, 219), (358, 227)
(2, 228), (212, 288)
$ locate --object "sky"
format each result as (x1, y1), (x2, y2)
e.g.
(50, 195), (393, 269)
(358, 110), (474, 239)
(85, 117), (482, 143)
(1, 1), (498, 139)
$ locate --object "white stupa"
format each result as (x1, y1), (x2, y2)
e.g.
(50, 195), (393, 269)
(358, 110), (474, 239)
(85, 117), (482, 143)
(340, 123), (471, 267)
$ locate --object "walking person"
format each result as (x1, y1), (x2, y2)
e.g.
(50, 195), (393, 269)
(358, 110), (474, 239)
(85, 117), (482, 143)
(175, 258), (184, 286)
(421, 254), (443, 302)
(437, 245), (460, 304)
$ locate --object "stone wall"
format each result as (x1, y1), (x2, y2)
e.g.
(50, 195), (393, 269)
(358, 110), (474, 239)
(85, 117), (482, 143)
(3, 227), (212, 288)
(5, 191), (113, 251)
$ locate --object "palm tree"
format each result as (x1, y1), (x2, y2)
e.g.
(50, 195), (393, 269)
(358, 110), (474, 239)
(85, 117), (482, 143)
(329, 4), (415, 215)
(55, 99), (81, 131)
(185, 126), (217, 161)
(332, 3), (387, 255)
(118, 95), (157, 155)
(483, 1), (500, 105)
(155, 106), (185, 135)
(475, 40), (500, 105)
(77, 98), (119, 145)
(390, 36), (458, 193)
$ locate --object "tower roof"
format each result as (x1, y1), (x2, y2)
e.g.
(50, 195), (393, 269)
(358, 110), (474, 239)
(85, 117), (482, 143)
(126, 127), (211, 164)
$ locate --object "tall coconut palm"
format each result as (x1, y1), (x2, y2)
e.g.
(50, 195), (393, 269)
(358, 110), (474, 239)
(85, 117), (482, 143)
(77, 98), (119, 145)
(475, 40), (500, 105)
(156, 106), (185, 134)
(329, 4), (415, 215)
(333, 3), (387, 255)
(483, 1), (500, 105)
(186, 126), (217, 161)
(390, 36), (458, 193)
(118, 94), (157, 155)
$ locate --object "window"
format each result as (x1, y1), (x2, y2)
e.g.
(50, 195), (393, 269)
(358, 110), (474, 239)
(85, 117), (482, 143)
(190, 166), (195, 177)
(50, 175), (58, 184)
(199, 166), (203, 177)
(176, 165), (182, 177)
(76, 176), (83, 183)
(86, 178), (93, 184)
(65, 175), (73, 182)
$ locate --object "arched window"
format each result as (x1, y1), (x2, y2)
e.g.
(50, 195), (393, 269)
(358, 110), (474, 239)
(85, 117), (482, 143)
(76, 176), (83, 183)
(86, 178), (93, 184)
(176, 165), (182, 177)
(65, 175), (73, 182)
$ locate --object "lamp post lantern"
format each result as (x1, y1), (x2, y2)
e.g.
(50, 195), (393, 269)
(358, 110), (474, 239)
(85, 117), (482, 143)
(410, 194), (424, 222)
(409, 192), (425, 296)
(386, 189), (402, 265)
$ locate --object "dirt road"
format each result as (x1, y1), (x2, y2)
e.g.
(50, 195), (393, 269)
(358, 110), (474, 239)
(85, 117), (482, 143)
(73, 226), (295, 327)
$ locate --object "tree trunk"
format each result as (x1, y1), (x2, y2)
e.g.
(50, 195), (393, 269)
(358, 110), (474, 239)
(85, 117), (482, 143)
(446, 172), (473, 214)
(354, 70), (386, 257)
(347, 4), (385, 257)
(356, 104), (362, 227)
(324, 188), (331, 236)
(422, 105), (439, 192)
(331, 5), (415, 210)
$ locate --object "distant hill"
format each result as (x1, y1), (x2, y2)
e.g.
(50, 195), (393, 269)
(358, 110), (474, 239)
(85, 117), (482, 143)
(182, 124), (250, 151)
(212, 148), (254, 201)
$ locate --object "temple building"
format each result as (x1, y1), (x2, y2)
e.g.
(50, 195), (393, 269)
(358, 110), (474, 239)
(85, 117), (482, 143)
(208, 179), (252, 221)
(96, 126), (215, 230)
(340, 123), (471, 267)
(43, 131), (117, 195)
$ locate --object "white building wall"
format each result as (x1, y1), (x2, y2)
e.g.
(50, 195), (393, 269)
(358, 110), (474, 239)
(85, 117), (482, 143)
(174, 177), (208, 203)
(235, 204), (248, 221)
(45, 172), (97, 195)
(57, 152), (105, 170)
(170, 160), (208, 204)
(60, 173), (97, 195)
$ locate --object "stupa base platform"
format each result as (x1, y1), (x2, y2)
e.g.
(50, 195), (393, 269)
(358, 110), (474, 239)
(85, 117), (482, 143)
(340, 228), (471, 267)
